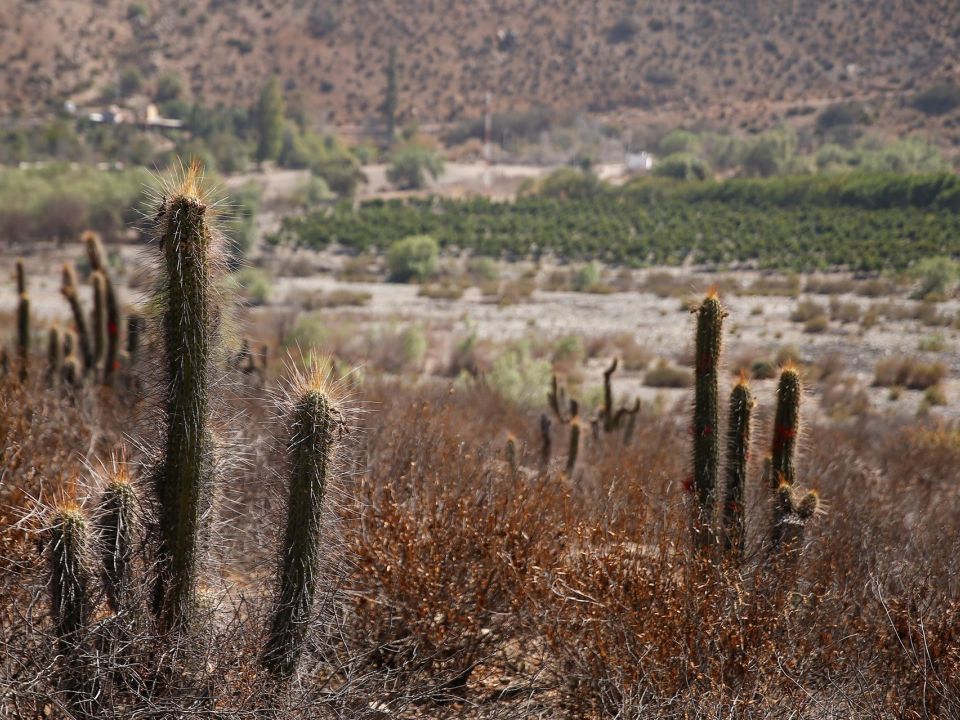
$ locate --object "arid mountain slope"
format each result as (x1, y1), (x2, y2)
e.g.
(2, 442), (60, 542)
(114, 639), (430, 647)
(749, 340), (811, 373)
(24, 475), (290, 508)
(1, 0), (958, 135)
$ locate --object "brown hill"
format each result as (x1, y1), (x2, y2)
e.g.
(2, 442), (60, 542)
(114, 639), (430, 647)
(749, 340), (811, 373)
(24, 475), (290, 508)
(2, 0), (959, 139)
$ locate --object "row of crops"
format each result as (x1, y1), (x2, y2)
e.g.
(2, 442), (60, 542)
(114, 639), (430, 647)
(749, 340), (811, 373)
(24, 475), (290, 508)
(271, 172), (960, 272)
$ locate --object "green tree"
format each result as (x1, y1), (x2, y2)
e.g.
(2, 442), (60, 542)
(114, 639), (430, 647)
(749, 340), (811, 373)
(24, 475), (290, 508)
(256, 77), (285, 164)
(387, 235), (438, 282)
(386, 145), (444, 189)
(382, 47), (398, 140)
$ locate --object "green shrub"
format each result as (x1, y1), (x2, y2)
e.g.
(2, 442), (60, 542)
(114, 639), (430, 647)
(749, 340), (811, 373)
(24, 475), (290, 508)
(644, 361), (694, 388)
(653, 153), (707, 181)
(572, 262), (602, 292)
(387, 235), (439, 282)
(285, 312), (329, 350)
(488, 342), (552, 406)
(909, 256), (959, 299)
(226, 267), (272, 306)
(911, 83), (960, 116)
(386, 145), (445, 190)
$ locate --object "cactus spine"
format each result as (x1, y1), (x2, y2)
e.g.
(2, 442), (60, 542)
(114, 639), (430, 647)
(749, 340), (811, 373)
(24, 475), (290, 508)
(721, 377), (753, 555)
(263, 375), (342, 678)
(99, 466), (137, 612)
(691, 293), (724, 548)
(61, 263), (95, 372)
(91, 271), (107, 371)
(152, 162), (219, 632)
(126, 313), (141, 361)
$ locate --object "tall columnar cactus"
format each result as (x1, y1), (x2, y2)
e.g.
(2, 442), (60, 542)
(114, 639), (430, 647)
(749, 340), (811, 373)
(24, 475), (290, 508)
(48, 505), (99, 718)
(17, 292), (30, 383)
(98, 464), (137, 612)
(16, 257), (25, 295)
(91, 271), (107, 370)
(539, 413), (552, 471)
(83, 232), (122, 384)
(61, 263), (94, 372)
(770, 367), (802, 548)
(721, 377), (753, 555)
(102, 273), (122, 386)
(152, 162), (220, 632)
(565, 418), (581, 475)
(691, 293), (724, 548)
(263, 372), (343, 678)
(83, 231), (107, 273)
(47, 325), (63, 385)
(771, 367), (801, 486)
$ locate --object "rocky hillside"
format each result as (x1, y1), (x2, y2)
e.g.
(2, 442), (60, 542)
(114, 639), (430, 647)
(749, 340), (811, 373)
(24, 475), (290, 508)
(2, 0), (959, 138)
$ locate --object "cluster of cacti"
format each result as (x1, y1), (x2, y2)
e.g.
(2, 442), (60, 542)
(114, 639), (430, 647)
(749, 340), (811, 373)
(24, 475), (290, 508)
(40, 164), (343, 710)
(547, 374), (582, 473)
(599, 358), (641, 434)
(543, 359), (640, 475)
(685, 293), (821, 558)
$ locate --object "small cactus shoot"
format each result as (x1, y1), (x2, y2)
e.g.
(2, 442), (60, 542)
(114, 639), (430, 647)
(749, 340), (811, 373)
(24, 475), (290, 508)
(98, 463), (137, 612)
(263, 370), (343, 678)
(722, 377), (753, 555)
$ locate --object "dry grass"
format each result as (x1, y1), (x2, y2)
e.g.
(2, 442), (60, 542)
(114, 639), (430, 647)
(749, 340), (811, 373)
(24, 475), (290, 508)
(2, 341), (959, 717)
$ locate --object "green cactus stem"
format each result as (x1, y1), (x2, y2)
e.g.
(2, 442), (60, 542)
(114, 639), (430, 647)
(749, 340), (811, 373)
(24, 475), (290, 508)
(602, 357), (618, 431)
(721, 377), (753, 555)
(771, 366), (802, 487)
(17, 291), (30, 383)
(90, 271), (107, 370)
(152, 162), (220, 633)
(16, 257), (25, 295)
(48, 505), (100, 718)
(505, 433), (518, 478)
(98, 465), (137, 613)
(539, 413), (551, 471)
(566, 419), (581, 475)
(63, 354), (81, 388)
(263, 375), (343, 678)
(102, 273), (122, 387)
(47, 325), (63, 386)
(61, 264), (95, 372)
(83, 231), (107, 274)
(691, 293), (724, 548)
